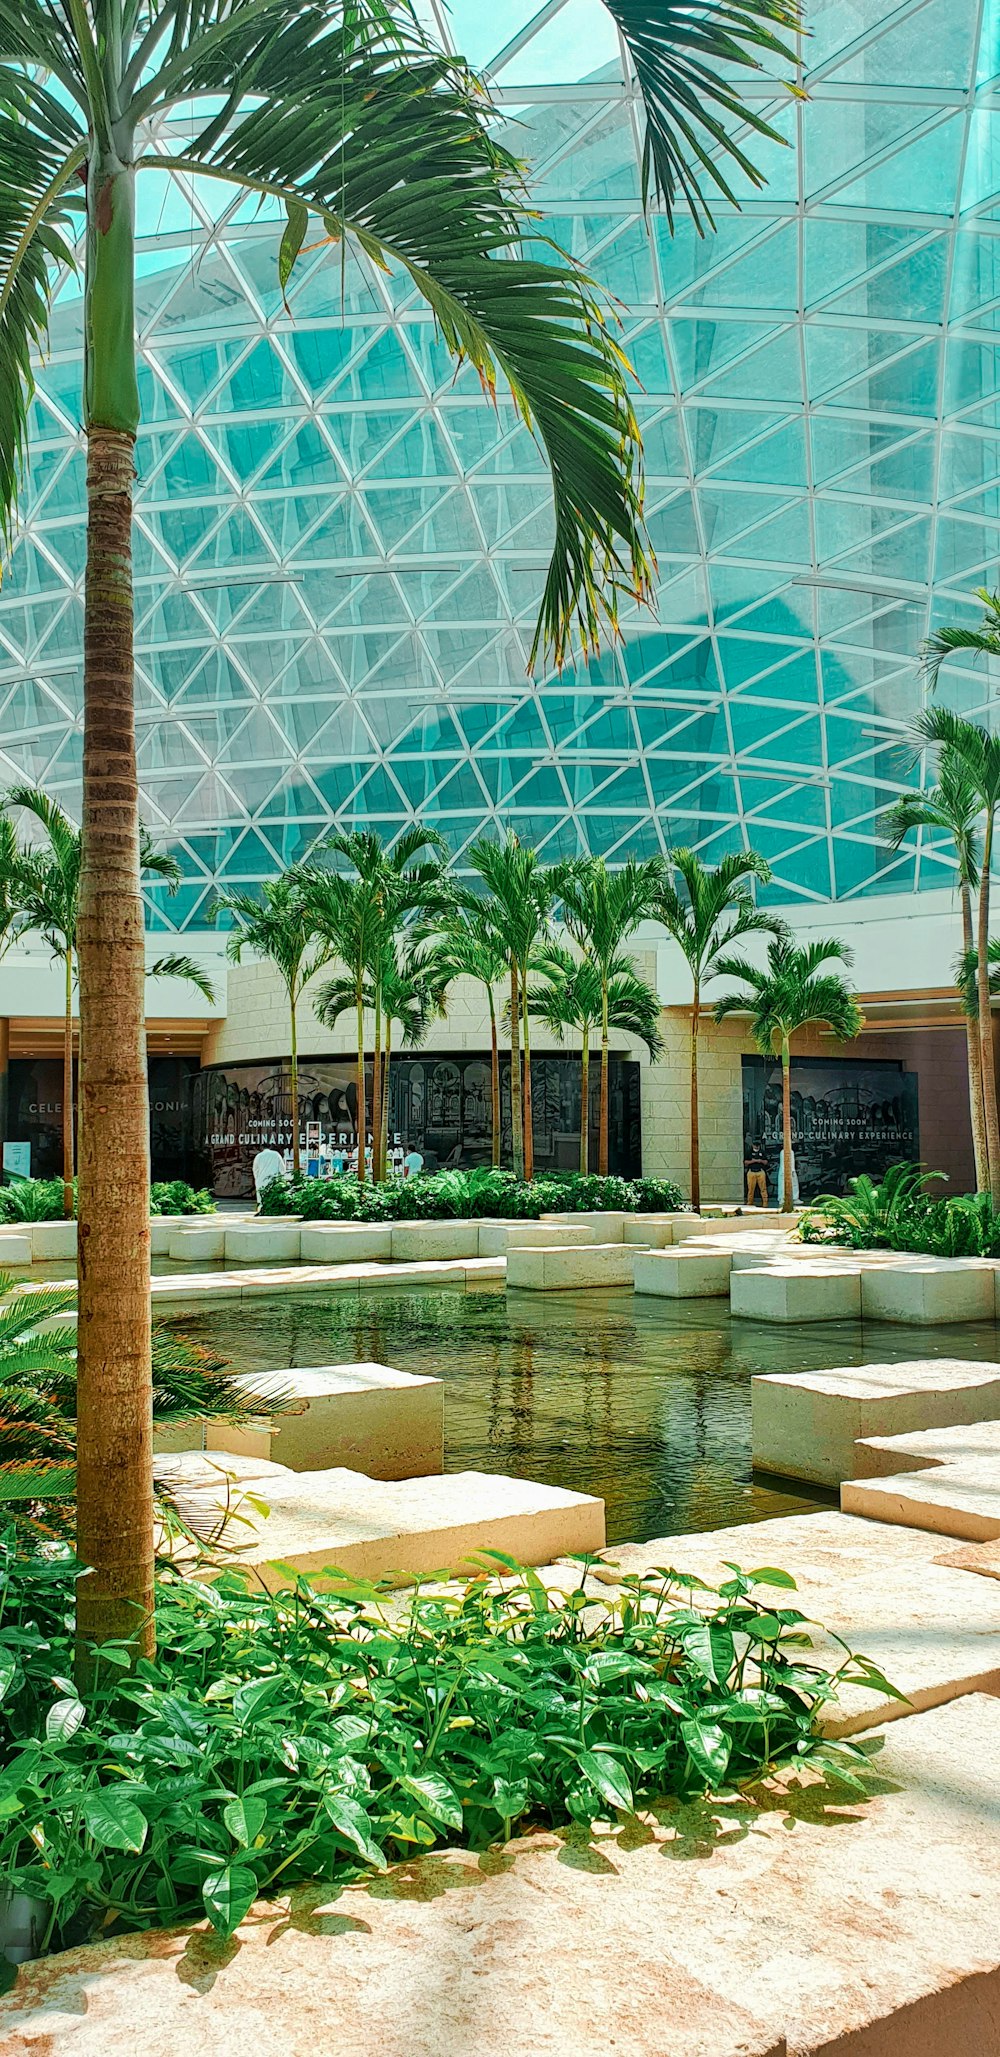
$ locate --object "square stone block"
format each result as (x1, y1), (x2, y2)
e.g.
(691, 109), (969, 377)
(167, 1225), (227, 1262)
(0, 1232), (36, 1267)
(752, 1357), (1000, 1487)
(150, 1214), (219, 1256)
(225, 1224), (302, 1264)
(730, 1265), (862, 1324)
(205, 1361), (443, 1479)
(476, 1221), (600, 1256)
(539, 1210), (627, 1241)
(622, 1219), (676, 1247)
(861, 1261), (996, 1326)
(842, 1420), (1000, 1541)
(633, 1248), (731, 1297)
(29, 1221), (77, 1262)
(506, 1242), (634, 1290)
(390, 1222), (480, 1263)
(299, 1223), (393, 1263)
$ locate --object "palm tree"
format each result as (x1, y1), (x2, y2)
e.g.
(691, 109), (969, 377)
(412, 905), (508, 1168)
(320, 938), (446, 1176)
(467, 835), (557, 1178)
(528, 943), (663, 1172)
(0, 815), (26, 1157)
(653, 848), (781, 1210)
(713, 938), (863, 1213)
(909, 708), (1000, 1202)
(305, 871), (382, 1184)
(146, 954), (217, 1007)
(883, 750), (987, 1192)
(211, 873), (327, 1176)
(7, 788), (179, 1216)
(923, 586), (1000, 690)
(0, 0), (799, 1652)
(555, 856), (664, 1176)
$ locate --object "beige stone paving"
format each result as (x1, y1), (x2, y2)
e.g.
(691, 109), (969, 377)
(843, 1418), (1000, 1542)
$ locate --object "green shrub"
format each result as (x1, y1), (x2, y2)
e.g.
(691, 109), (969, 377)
(0, 1179), (214, 1224)
(797, 1161), (1000, 1256)
(260, 1168), (685, 1223)
(149, 1181), (215, 1217)
(0, 1538), (894, 1956)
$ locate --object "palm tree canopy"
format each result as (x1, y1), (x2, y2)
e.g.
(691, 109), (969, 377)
(923, 588), (1000, 694)
(882, 748), (983, 892)
(316, 826), (450, 928)
(911, 707), (1000, 813)
(466, 833), (555, 966)
(212, 873), (326, 1000)
(713, 935), (863, 1052)
(0, 814), (23, 959)
(147, 954), (217, 1005)
(555, 854), (664, 974)
(654, 846), (781, 985)
(413, 901), (509, 1001)
(528, 942), (663, 1059)
(956, 938), (1000, 1018)
(5, 787), (179, 954)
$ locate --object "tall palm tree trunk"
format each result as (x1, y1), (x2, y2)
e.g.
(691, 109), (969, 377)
(780, 1035), (793, 1214)
(580, 1027), (590, 1174)
(380, 1017), (392, 1179)
(598, 979), (610, 1176)
(689, 983), (701, 1212)
(62, 945), (74, 1217)
(977, 813), (1000, 1201)
(509, 959), (524, 1179)
(960, 881), (988, 1192)
(289, 989), (301, 1176)
(355, 984), (367, 1185)
(488, 990), (500, 1168)
(521, 960), (534, 1180)
(371, 985), (382, 1183)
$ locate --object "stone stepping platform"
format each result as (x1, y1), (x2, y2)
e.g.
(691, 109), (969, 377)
(0, 1230), (34, 1266)
(156, 1450), (605, 1587)
(6, 1695), (999, 2057)
(843, 1419), (1000, 1541)
(202, 1361), (444, 1480)
(730, 1262), (863, 1323)
(9, 1255), (505, 1315)
(506, 1242), (635, 1291)
(860, 1257), (998, 1325)
(579, 1508), (1000, 1738)
(633, 1247), (732, 1297)
(752, 1356), (1000, 1487)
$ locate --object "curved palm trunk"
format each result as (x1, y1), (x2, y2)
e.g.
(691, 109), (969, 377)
(781, 1035), (793, 1214)
(689, 983), (701, 1212)
(509, 959), (524, 1179)
(289, 986), (301, 1177)
(75, 150), (155, 1669)
(62, 945), (74, 1217)
(488, 990), (500, 1168)
(371, 985), (383, 1183)
(579, 1026), (590, 1174)
(977, 813), (1000, 1202)
(521, 960), (534, 1180)
(355, 982), (367, 1185)
(598, 978), (610, 1177)
(960, 881), (988, 1192)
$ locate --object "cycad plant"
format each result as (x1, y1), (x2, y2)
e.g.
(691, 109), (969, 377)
(413, 904), (509, 1168)
(883, 744), (987, 1192)
(527, 943), (663, 1172)
(555, 856), (664, 1176)
(0, 0), (799, 1651)
(654, 847), (780, 1210)
(212, 872), (327, 1176)
(714, 937), (864, 1213)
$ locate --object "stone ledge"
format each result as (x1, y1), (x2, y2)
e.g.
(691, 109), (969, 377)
(753, 1356), (1000, 1487)
(506, 1243), (635, 1291)
(842, 1419), (1000, 1542)
(633, 1248), (731, 1297)
(730, 1265), (862, 1324)
(205, 1361), (444, 1480)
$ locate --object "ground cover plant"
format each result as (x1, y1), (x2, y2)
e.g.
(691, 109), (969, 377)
(0, 1539), (895, 1966)
(260, 1168), (685, 1222)
(0, 1181), (214, 1226)
(799, 1160), (1000, 1256)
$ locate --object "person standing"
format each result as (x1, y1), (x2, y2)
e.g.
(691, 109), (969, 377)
(744, 1138), (768, 1208)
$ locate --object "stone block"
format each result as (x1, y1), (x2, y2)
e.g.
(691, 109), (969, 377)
(842, 1419), (1000, 1541)
(633, 1248), (731, 1297)
(0, 1233), (35, 1267)
(298, 1223), (394, 1263)
(29, 1221), (77, 1263)
(225, 1224), (302, 1264)
(158, 1452), (605, 1587)
(730, 1265), (862, 1324)
(860, 1260), (996, 1326)
(167, 1225), (227, 1262)
(752, 1356), (1000, 1487)
(205, 1361), (443, 1479)
(621, 1218), (676, 1247)
(506, 1242), (634, 1290)
(476, 1221), (600, 1256)
(389, 1222), (481, 1263)
(539, 1210), (627, 1241)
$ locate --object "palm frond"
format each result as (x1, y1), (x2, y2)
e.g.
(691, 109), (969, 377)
(147, 953), (218, 1004)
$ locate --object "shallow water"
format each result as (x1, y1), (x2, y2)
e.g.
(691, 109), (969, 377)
(157, 1279), (1000, 1546)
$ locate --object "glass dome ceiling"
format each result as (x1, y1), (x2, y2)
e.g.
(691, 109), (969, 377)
(5, 0), (1000, 928)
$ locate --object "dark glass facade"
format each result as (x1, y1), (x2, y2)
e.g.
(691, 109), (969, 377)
(741, 1053), (919, 1201)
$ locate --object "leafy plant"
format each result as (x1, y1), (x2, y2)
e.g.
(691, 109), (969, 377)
(0, 1540), (896, 1956)
(0, 1181), (214, 1223)
(799, 1161), (1000, 1258)
(260, 1170), (685, 1222)
(149, 1182), (215, 1217)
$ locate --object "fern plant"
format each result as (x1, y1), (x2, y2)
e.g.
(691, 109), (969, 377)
(798, 1161), (946, 1247)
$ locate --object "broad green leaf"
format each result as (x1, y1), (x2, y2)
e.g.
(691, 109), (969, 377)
(578, 1749), (634, 1813)
(0, 1648), (16, 1702)
(82, 1789), (148, 1854)
(278, 200), (308, 301)
(396, 1772), (464, 1832)
(324, 1793), (387, 1869)
(46, 1696), (84, 1742)
(202, 1864), (258, 1938)
(748, 1567), (798, 1589)
(232, 1675), (284, 1723)
(223, 1795), (267, 1848)
(680, 1718), (731, 1786)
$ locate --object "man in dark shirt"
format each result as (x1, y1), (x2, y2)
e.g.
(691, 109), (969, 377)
(744, 1139), (768, 1207)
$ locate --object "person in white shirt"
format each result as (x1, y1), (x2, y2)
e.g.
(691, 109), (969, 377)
(403, 1148), (424, 1179)
(252, 1147), (287, 1211)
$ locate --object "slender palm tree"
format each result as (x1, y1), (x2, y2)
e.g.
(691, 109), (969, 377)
(211, 873), (327, 1176)
(0, 0), (800, 1651)
(713, 938), (863, 1213)
(555, 856), (664, 1176)
(528, 943), (663, 1172)
(412, 904), (508, 1168)
(305, 871), (383, 1184)
(652, 848), (781, 1210)
(0, 815), (26, 1154)
(923, 587), (1000, 690)
(467, 835), (556, 1178)
(909, 708), (1000, 1202)
(7, 788), (178, 1216)
(883, 750), (987, 1192)
(321, 938), (446, 1176)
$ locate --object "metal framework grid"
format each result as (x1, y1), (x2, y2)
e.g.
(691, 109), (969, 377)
(4, 0), (1000, 928)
